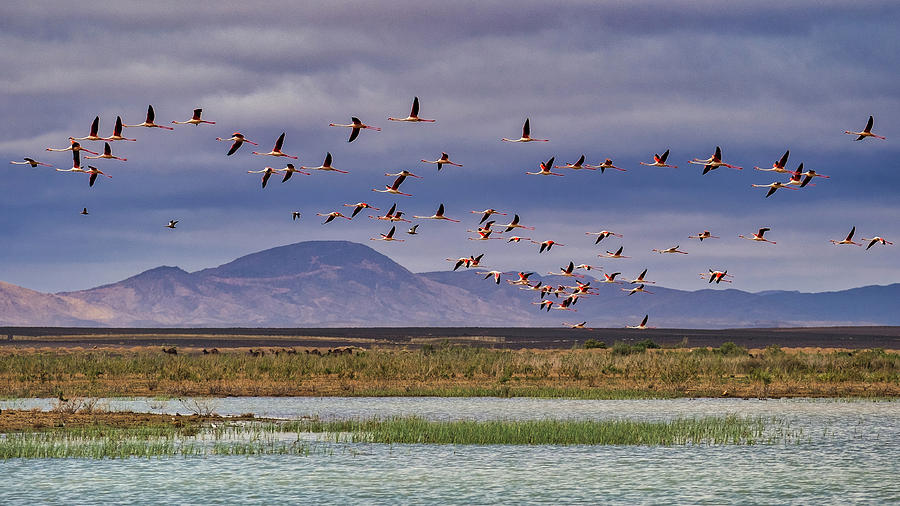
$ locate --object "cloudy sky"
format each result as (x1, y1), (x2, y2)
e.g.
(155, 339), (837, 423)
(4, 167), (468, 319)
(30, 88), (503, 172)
(2, 1), (898, 293)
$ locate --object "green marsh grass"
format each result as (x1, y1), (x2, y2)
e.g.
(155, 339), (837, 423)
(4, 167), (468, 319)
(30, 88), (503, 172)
(0, 415), (793, 458)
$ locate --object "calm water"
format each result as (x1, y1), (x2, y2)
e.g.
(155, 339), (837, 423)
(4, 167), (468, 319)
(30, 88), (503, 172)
(1, 397), (897, 504)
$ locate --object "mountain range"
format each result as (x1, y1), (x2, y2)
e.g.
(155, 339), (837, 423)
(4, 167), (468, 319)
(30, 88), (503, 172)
(1, 240), (897, 327)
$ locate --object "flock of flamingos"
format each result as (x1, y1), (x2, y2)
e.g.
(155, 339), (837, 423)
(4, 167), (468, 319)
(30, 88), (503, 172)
(9, 98), (893, 329)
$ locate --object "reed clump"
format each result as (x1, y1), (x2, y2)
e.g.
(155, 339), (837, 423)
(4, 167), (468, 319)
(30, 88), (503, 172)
(0, 415), (790, 458)
(0, 345), (896, 399)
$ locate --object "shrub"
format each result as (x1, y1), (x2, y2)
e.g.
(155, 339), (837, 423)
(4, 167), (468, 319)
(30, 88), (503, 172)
(584, 339), (607, 350)
(716, 342), (747, 357)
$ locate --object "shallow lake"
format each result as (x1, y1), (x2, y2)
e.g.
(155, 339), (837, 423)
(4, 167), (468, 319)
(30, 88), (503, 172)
(1, 397), (896, 504)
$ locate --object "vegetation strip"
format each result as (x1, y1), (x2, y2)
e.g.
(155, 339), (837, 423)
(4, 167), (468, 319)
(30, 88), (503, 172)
(0, 415), (793, 458)
(0, 344), (896, 399)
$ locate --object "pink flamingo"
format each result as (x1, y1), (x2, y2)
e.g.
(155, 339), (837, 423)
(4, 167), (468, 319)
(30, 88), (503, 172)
(502, 118), (549, 142)
(124, 105), (174, 130)
(330, 117), (380, 142)
(172, 108), (215, 126)
(216, 133), (258, 156)
(640, 149), (677, 168)
(388, 96), (435, 122)
(85, 142), (127, 162)
(844, 115), (885, 140)
(252, 132), (297, 159)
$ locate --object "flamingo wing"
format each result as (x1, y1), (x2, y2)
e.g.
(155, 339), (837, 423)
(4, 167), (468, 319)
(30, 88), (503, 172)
(348, 127), (360, 143)
(522, 118), (530, 137)
(410, 97), (419, 117)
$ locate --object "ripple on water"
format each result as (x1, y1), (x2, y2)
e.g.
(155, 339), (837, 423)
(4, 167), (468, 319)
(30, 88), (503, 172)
(0, 397), (896, 504)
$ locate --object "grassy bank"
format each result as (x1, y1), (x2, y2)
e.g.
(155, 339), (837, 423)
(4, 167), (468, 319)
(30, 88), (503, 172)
(0, 414), (790, 458)
(0, 344), (897, 399)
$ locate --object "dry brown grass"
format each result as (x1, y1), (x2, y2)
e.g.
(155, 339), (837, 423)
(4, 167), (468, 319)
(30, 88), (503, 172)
(0, 344), (896, 399)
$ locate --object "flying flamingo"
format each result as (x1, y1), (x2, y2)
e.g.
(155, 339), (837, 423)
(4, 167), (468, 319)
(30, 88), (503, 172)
(317, 211), (352, 224)
(533, 239), (564, 253)
(629, 268), (656, 284)
(247, 167), (280, 188)
(507, 272), (534, 286)
(407, 224), (419, 235)
(739, 227), (776, 244)
(552, 297), (577, 311)
(795, 166), (829, 188)
(626, 315), (654, 329)
(862, 236), (893, 250)
(85, 142), (127, 162)
(533, 299), (554, 312)
(596, 158), (626, 173)
(388, 96), (435, 122)
(468, 229), (500, 241)
(575, 264), (599, 271)
(216, 133), (258, 156)
(830, 226), (862, 246)
(55, 150), (84, 173)
(507, 236), (531, 243)
(640, 149), (677, 168)
(519, 281), (545, 292)
(586, 230), (623, 244)
(421, 152), (462, 171)
(384, 170), (423, 179)
(166, 220), (178, 229)
(844, 115), (885, 140)
(623, 284), (653, 296)
(688, 146), (743, 174)
(172, 108), (216, 126)
(329, 117), (380, 143)
(526, 157), (564, 176)
(103, 116), (136, 141)
(753, 150), (791, 174)
(73, 116), (105, 141)
(369, 203), (399, 221)
(472, 209), (506, 224)
(124, 105), (174, 130)
(600, 272), (623, 284)
(600, 246), (629, 258)
(447, 254), (484, 271)
(252, 132), (297, 159)
(502, 118), (549, 142)
(563, 322), (590, 329)
(371, 226), (404, 242)
(701, 269), (732, 284)
(498, 214), (535, 233)
(413, 203), (460, 222)
(781, 163), (817, 188)
(301, 152), (347, 173)
(46, 138), (99, 155)
(550, 261), (582, 278)
(369, 204), (410, 223)
(344, 202), (379, 218)
(751, 181), (798, 198)
(372, 175), (412, 196)
(280, 163), (311, 182)
(555, 154), (596, 170)
(688, 230), (719, 241)
(84, 165), (111, 187)
(478, 270), (505, 285)
(80, 208), (89, 215)
(652, 245), (688, 254)
(10, 157), (52, 168)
